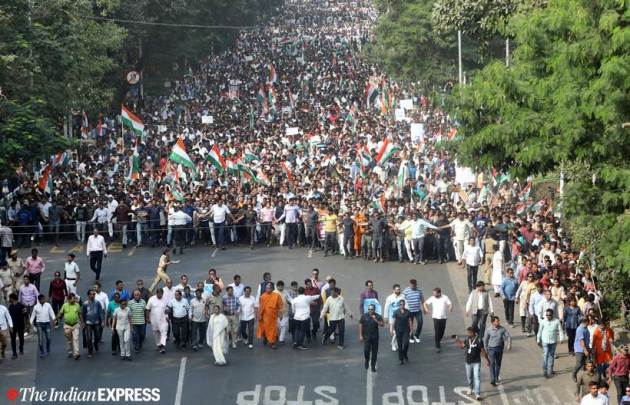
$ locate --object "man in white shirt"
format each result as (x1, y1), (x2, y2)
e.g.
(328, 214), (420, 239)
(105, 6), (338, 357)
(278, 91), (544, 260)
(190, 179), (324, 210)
(189, 288), (208, 351)
(29, 294), (55, 357)
(170, 205), (192, 255)
(423, 287), (453, 353)
(90, 202), (110, 235)
(210, 200), (231, 250)
(146, 287), (169, 354)
(106, 195), (118, 238)
(86, 228), (107, 281)
(0, 302), (13, 359)
(446, 212), (475, 265)
(238, 286), (257, 349)
(410, 213), (438, 265)
(173, 275), (190, 294)
(320, 287), (352, 349)
(228, 275), (245, 299)
(580, 382), (609, 405)
(462, 237), (483, 292)
(291, 287), (321, 350)
(384, 284), (405, 351)
(64, 254), (80, 296)
(465, 281), (494, 339)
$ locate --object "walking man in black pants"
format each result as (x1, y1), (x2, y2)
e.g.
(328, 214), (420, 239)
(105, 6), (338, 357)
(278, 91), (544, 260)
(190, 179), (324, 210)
(423, 287), (453, 353)
(86, 229), (107, 281)
(359, 303), (384, 372)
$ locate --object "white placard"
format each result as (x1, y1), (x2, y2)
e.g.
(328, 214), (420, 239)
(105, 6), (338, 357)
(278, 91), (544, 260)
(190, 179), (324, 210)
(394, 108), (405, 121)
(400, 99), (413, 110)
(286, 127), (299, 135)
(201, 115), (213, 124)
(410, 123), (425, 143)
(455, 166), (477, 186)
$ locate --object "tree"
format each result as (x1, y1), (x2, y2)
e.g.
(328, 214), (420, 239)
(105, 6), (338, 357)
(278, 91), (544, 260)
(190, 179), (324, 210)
(449, 0), (630, 321)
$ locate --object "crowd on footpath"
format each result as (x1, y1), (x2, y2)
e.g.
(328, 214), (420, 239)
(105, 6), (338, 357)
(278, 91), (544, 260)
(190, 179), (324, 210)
(0, 0), (628, 403)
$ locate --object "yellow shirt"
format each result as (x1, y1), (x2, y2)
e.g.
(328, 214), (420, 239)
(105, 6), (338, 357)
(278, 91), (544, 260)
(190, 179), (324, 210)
(323, 214), (338, 233)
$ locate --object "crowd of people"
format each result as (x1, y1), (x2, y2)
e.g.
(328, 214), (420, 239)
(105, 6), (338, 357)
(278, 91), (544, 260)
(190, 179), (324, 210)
(0, 0), (628, 403)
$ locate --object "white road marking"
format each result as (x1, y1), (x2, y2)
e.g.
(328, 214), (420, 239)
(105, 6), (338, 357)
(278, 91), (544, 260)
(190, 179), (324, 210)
(307, 249), (313, 258)
(174, 356), (187, 405)
(498, 385), (510, 405)
(211, 248), (218, 258)
(366, 369), (373, 405)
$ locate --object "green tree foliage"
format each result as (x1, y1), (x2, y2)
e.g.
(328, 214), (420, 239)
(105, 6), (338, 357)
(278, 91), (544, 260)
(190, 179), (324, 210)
(368, 0), (461, 85)
(449, 0), (630, 319)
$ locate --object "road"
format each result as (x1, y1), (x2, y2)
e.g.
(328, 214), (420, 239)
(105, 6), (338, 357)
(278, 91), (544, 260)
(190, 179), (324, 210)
(1, 242), (580, 404)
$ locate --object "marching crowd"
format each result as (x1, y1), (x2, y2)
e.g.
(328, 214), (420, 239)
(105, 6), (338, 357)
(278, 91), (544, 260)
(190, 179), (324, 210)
(0, 0), (628, 403)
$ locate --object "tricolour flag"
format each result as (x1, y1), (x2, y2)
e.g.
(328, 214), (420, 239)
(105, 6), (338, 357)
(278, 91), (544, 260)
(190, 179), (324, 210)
(244, 151), (260, 163)
(81, 112), (89, 138)
(366, 83), (379, 109)
(169, 138), (195, 169)
(281, 161), (294, 182)
(257, 85), (266, 105)
(256, 168), (270, 186)
(207, 145), (226, 173)
(237, 159), (257, 182)
(121, 105), (144, 137)
(52, 152), (69, 167)
(38, 164), (52, 194)
(397, 161), (408, 191)
(375, 139), (400, 165)
(267, 63), (278, 84)
(371, 193), (386, 213)
(226, 159), (237, 175)
(518, 182), (532, 201)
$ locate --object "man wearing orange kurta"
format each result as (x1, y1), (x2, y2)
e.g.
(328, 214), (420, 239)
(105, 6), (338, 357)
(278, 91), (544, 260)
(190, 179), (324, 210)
(354, 209), (367, 255)
(592, 322), (614, 377)
(257, 283), (284, 349)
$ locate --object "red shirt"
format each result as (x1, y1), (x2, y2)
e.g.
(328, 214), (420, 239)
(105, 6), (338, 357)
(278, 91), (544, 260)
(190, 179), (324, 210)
(48, 279), (67, 301)
(608, 354), (629, 377)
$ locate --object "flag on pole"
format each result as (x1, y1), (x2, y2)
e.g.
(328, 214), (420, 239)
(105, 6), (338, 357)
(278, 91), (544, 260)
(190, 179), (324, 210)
(226, 159), (237, 175)
(244, 151), (260, 163)
(371, 193), (386, 213)
(237, 159), (257, 182)
(38, 164), (53, 194)
(375, 139), (400, 165)
(518, 182), (532, 201)
(397, 161), (408, 193)
(257, 85), (266, 105)
(52, 152), (69, 167)
(365, 83), (379, 109)
(345, 103), (358, 132)
(207, 145), (227, 173)
(128, 138), (141, 182)
(121, 105), (144, 137)
(169, 138), (195, 169)
(281, 161), (294, 182)
(267, 63), (278, 84)
(256, 168), (270, 186)
(81, 112), (90, 138)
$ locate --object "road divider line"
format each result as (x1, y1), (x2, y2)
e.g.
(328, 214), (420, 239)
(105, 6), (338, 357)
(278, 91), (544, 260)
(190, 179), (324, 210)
(211, 248), (218, 258)
(366, 368), (373, 405)
(174, 356), (187, 405)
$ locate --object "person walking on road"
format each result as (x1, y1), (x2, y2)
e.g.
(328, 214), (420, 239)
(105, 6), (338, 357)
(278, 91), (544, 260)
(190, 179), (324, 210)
(500, 268), (518, 327)
(573, 318), (592, 382)
(149, 249), (179, 293)
(63, 254), (80, 297)
(537, 308), (561, 378)
(607, 345), (629, 405)
(465, 281), (494, 339)
(483, 316), (511, 386)
(462, 238), (483, 292)
(57, 293), (82, 360)
(146, 288), (169, 354)
(81, 289), (104, 358)
(455, 327), (489, 401)
(86, 229), (107, 281)
(359, 303), (384, 372)
(423, 287), (452, 353)
(392, 300), (412, 365)
(403, 279), (424, 343)
(112, 299), (132, 361)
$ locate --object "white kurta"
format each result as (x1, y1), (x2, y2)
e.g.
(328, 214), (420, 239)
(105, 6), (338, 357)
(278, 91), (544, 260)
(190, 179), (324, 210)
(146, 296), (169, 332)
(491, 251), (504, 287)
(206, 313), (229, 365)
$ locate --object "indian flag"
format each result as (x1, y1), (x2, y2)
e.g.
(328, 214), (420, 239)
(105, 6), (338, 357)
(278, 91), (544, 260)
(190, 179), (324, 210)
(38, 164), (52, 193)
(81, 112), (90, 137)
(345, 103), (357, 132)
(256, 168), (270, 186)
(207, 145), (226, 173)
(397, 161), (408, 190)
(226, 159), (237, 175)
(237, 159), (257, 182)
(359, 145), (372, 166)
(365, 83), (379, 109)
(169, 138), (195, 169)
(375, 139), (400, 165)
(267, 63), (278, 84)
(244, 151), (260, 163)
(52, 152), (69, 167)
(128, 139), (141, 182)
(281, 161), (294, 182)
(121, 105), (144, 137)
(257, 85), (266, 104)
(371, 193), (386, 213)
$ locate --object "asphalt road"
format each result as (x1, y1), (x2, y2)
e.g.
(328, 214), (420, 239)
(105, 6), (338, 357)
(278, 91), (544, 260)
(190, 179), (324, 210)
(1, 242), (582, 405)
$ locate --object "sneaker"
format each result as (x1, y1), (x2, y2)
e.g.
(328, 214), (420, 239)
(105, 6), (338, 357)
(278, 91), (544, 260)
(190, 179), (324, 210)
(409, 338), (415, 344)
(231, 342), (237, 349)
(475, 396), (482, 401)
(337, 345), (344, 350)
(248, 344), (253, 349)
(298, 346), (309, 350)
(414, 337), (421, 343)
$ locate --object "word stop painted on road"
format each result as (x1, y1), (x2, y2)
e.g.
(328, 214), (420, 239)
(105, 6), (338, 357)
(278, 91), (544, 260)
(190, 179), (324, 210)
(237, 385), (338, 405)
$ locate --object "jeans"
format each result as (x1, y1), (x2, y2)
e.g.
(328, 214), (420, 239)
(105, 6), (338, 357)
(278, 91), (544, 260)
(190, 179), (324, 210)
(566, 328), (576, 353)
(286, 222), (297, 248)
(433, 318), (447, 348)
(10, 322), (25, 356)
(191, 321), (207, 348)
(36, 322), (51, 356)
(295, 319), (310, 347)
(323, 319), (345, 346)
(89, 251), (103, 280)
(309, 309), (321, 338)
(409, 311), (423, 338)
(465, 362), (481, 396)
(171, 316), (189, 347)
(396, 329), (410, 361)
(136, 222), (144, 245)
(324, 232), (336, 254)
(542, 342), (557, 375)
(214, 221), (226, 248)
(76, 221), (86, 242)
(503, 299), (515, 324)
(613, 375), (629, 405)
(488, 346), (504, 383)
(466, 265), (478, 292)
(573, 352), (587, 379)
(364, 337), (378, 369)
(412, 237), (424, 263)
(174, 225), (186, 252)
(471, 311), (488, 339)
(240, 319), (255, 345)
(132, 324), (146, 350)
(84, 324), (102, 354)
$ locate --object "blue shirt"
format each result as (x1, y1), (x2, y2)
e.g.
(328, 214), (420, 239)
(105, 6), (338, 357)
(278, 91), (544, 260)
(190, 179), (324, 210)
(109, 288), (130, 302)
(402, 287), (423, 313)
(500, 277), (518, 300)
(563, 306), (582, 330)
(574, 325), (590, 353)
